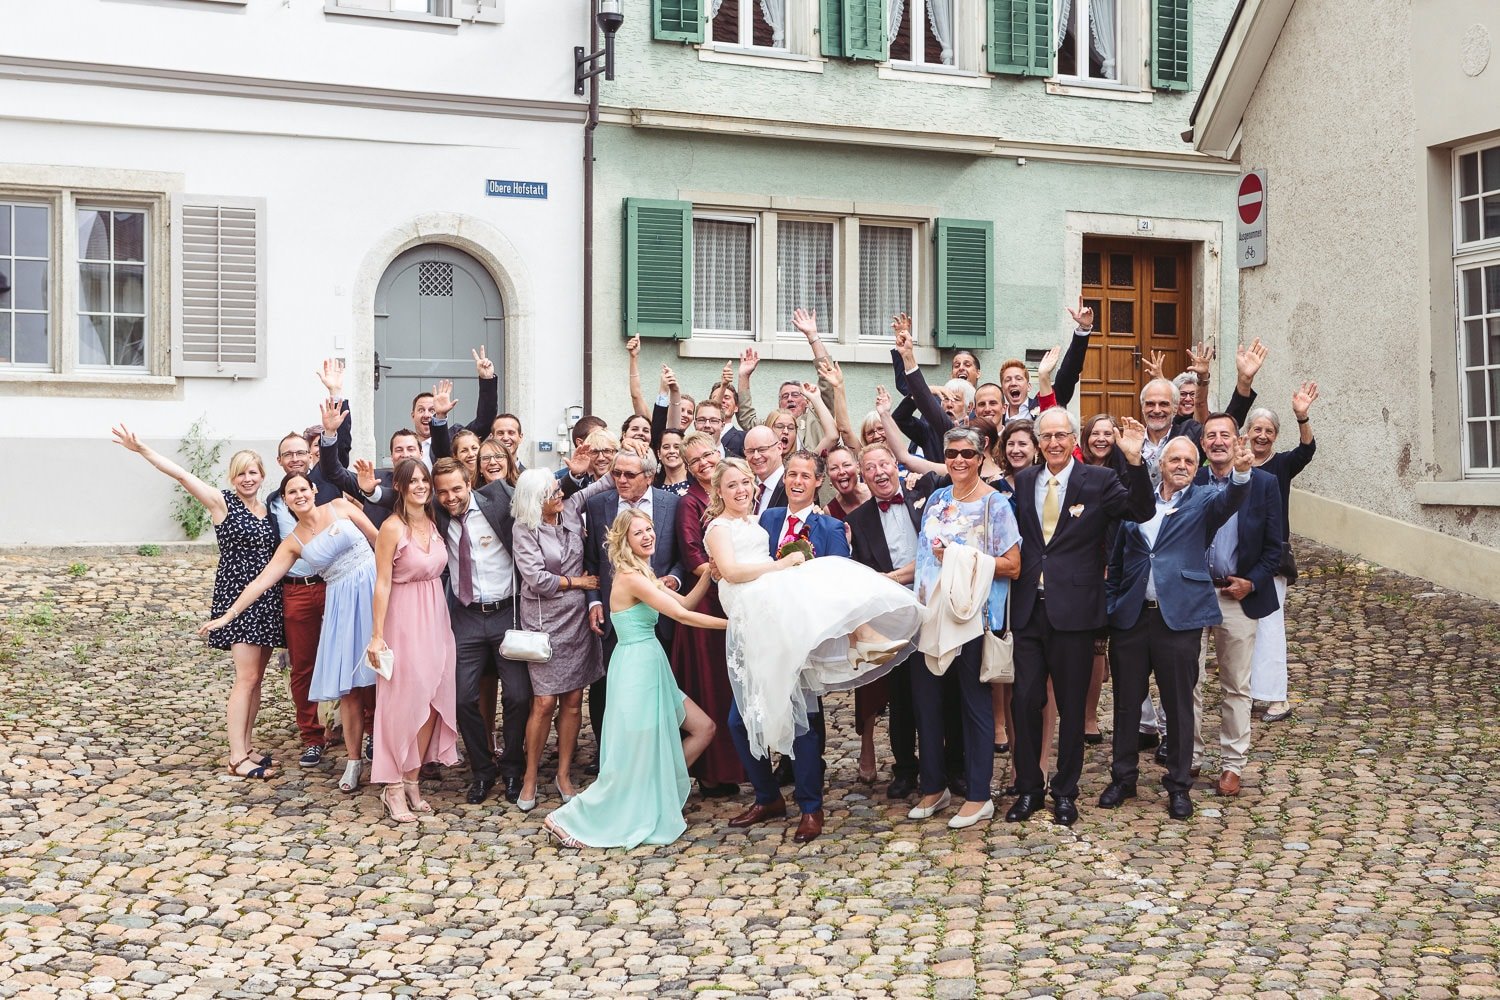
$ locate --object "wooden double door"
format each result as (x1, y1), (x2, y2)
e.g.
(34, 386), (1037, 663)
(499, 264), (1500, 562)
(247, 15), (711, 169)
(1076, 238), (1193, 425)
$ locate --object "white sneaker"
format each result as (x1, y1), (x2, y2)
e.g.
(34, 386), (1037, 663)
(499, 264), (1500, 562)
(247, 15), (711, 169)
(907, 789), (951, 820)
(948, 799), (995, 829)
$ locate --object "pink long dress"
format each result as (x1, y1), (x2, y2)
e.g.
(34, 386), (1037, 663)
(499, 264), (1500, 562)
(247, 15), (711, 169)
(371, 524), (459, 785)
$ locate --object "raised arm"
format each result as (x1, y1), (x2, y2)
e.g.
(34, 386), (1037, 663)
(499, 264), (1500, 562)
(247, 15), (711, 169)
(735, 348), (761, 430)
(818, 357), (857, 447)
(198, 538), (302, 635)
(112, 424), (229, 524)
(626, 335), (650, 419)
(468, 346), (499, 436)
(894, 316), (954, 436)
(337, 498), (380, 545)
(876, 392), (944, 475)
(1051, 297), (1096, 407)
(801, 382), (839, 455)
(317, 360), (354, 467)
(1288, 381), (1319, 465)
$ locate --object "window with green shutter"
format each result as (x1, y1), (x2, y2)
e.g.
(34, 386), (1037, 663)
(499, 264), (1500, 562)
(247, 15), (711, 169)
(1151, 0), (1191, 90)
(986, 0), (1051, 76)
(653, 0), (704, 44)
(841, 0), (885, 61)
(624, 199), (693, 340)
(934, 218), (994, 349)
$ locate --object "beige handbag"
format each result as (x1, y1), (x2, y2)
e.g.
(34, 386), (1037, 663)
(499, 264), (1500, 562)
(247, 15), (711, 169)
(500, 575), (552, 663)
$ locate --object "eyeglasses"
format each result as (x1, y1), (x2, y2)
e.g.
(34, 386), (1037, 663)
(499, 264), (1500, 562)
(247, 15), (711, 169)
(686, 453), (716, 468)
(1038, 431), (1075, 442)
(593, 448), (618, 457)
(944, 448), (980, 460)
(279, 449), (311, 459)
(546, 491), (563, 502)
(479, 454), (505, 465)
(745, 445), (778, 456)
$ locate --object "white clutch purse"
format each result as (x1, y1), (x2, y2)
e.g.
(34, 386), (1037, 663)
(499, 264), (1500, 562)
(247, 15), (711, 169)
(373, 646), (394, 680)
(500, 629), (552, 663)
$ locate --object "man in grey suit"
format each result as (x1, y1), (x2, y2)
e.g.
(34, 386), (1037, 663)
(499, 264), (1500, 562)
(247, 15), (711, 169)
(582, 447), (687, 743)
(1102, 435), (1253, 819)
(432, 457), (530, 806)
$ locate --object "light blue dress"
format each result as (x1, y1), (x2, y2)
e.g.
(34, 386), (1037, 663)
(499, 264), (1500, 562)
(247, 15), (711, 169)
(301, 518), (378, 702)
(547, 602), (690, 849)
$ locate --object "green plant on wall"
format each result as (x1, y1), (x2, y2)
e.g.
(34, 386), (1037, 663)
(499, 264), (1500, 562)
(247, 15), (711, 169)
(174, 416), (225, 541)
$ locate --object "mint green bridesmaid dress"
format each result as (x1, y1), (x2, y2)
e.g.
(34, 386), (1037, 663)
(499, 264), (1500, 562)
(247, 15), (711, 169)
(546, 602), (690, 848)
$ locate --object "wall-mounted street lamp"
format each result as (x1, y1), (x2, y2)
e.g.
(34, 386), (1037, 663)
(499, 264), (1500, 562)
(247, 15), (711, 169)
(574, 0), (623, 96)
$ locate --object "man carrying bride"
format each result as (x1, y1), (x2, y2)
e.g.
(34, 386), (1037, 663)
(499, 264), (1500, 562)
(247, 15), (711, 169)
(705, 455), (922, 845)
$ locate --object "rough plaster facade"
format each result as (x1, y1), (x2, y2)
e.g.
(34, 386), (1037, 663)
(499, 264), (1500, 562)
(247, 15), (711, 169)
(1228, 0), (1500, 598)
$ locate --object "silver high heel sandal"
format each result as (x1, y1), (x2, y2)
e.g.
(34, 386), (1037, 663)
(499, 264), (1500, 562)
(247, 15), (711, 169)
(339, 759), (362, 793)
(554, 778), (575, 805)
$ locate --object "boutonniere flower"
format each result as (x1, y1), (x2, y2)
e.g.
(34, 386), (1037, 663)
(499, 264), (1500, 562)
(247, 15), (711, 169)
(1068, 504), (1085, 518)
(913, 497), (927, 509)
(1161, 506), (1181, 516)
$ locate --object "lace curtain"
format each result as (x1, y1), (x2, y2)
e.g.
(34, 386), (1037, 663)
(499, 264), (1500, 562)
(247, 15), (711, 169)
(709, 0), (785, 47)
(694, 219), (754, 337)
(1056, 0), (1072, 50)
(888, 0), (906, 42)
(776, 221), (835, 335)
(926, 0), (955, 65)
(1089, 0), (1117, 79)
(859, 226), (912, 341)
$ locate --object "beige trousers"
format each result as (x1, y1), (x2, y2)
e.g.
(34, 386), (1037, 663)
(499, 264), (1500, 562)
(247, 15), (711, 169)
(1193, 594), (1259, 774)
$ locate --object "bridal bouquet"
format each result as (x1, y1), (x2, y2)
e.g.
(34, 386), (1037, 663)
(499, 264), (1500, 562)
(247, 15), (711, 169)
(776, 537), (815, 562)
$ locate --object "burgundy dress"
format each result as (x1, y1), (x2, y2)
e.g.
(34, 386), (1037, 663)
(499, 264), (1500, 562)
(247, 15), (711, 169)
(825, 497), (889, 733)
(668, 481), (745, 786)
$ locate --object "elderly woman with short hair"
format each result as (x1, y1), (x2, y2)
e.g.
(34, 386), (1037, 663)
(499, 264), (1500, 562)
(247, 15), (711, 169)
(509, 466), (615, 811)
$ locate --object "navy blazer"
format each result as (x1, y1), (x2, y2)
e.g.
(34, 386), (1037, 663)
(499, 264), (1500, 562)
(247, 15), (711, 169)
(583, 487), (687, 641)
(759, 507), (850, 560)
(1012, 460), (1156, 632)
(1106, 478), (1250, 631)
(1192, 465), (1283, 620)
(721, 426), (746, 459)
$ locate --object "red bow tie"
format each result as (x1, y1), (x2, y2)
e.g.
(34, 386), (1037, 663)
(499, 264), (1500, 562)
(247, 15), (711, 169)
(877, 494), (905, 512)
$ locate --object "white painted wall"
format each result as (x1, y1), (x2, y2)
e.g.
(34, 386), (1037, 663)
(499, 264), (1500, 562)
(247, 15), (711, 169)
(0, 0), (590, 545)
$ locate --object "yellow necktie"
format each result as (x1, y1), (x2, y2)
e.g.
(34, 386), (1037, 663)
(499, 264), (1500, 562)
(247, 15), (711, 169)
(1042, 476), (1060, 544)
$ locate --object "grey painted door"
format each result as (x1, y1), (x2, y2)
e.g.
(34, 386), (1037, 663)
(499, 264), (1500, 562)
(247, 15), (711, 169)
(374, 244), (504, 462)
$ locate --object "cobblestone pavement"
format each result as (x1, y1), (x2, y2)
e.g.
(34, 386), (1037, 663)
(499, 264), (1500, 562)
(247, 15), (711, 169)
(1, 539), (1498, 1000)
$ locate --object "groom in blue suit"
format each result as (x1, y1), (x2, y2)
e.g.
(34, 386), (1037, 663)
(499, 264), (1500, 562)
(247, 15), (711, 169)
(1102, 434), (1253, 819)
(727, 450), (849, 845)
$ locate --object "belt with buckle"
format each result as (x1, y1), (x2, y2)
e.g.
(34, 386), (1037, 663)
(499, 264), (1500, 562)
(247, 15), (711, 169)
(283, 574), (325, 586)
(470, 598), (512, 614)
(1144, 599), (1160, 610)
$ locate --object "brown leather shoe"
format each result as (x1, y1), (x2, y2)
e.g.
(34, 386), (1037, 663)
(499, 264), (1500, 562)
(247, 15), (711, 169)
(793, 810), (824, 844)
(728, 798), (787, 828)
(1216, 770), (1241, 796)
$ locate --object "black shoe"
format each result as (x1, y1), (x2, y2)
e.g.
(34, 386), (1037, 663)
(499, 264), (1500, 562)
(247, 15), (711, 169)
(773, 759), (795, 787)
(363, 733), (374, 760)
(1138, 732), (1161, 750)
(298, 744), (324, 768)
(993, 742), (1009, 754)
(886, 775), (917, 799)
(465, 778), (495, 805)
(1168, 791), (1194, 820)
(1083, 732), (1103, 746)
(1000, 784), (1019, 797)
(1097, 781), (1137, 808)
(700, 782), (739, 798)
(1005, 792), (1046, 822)
(503, 776), (523, 804)
(583, 759), (600, 776)
(1154, 743), (1171, 767)
(948, 775), (969, 799)
(1053, 796), (1079, 827)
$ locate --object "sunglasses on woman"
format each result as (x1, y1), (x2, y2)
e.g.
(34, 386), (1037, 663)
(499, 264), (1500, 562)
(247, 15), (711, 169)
(944, 448), (980, 460)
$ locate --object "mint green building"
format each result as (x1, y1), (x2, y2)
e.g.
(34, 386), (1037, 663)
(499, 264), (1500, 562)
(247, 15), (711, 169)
(590, 0), (1242, 429)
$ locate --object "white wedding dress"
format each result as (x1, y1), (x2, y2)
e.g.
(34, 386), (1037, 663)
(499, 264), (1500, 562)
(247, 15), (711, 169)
(706, 515), (922, 759)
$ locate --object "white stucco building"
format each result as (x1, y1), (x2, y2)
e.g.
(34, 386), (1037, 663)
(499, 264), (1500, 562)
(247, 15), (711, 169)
(0, 0), (588, 545)
(1188, 0), (1500, 601)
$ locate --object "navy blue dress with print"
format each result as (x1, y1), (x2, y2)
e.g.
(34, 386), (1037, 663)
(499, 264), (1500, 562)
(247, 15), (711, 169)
(207, 491), (285, 651)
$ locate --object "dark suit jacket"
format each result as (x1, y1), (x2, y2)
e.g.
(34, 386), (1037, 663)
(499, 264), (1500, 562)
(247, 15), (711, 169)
(847, 493), (923, 574)
(319, 443), (396, 529)
(583, 487), (687, 641)
(721, 426), (745, 459)
(1012, 460), (1155, 632)
(429, 377), (500, 460)
(1192, 465), (1283, 620)
(759, 507), (850, 560)
(1106, 478), (1249, 631)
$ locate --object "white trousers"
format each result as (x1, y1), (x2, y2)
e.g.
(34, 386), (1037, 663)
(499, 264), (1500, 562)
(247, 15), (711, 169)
(1193, 595), (1258, 774)
(1249, 575), (1289, 702)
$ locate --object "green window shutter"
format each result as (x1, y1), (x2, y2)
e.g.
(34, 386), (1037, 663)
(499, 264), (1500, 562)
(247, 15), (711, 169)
(841, 0), (885, 61)
(1151, 0), (1192, 90)
(934, 218), (994, 350)
(624, 198), (693, 340)
(653, 0), (704, 43)
(986, 0), (1052, 77)
(820, 0), (845, 57)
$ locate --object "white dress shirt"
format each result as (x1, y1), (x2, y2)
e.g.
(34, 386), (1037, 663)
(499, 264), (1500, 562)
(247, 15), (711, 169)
(775, 504), (815, 546)
(878, 498), (919, 588)
(445, 495), (513, 603)
(1034, 458), (1076, 532)
(755, 466), (784, 515)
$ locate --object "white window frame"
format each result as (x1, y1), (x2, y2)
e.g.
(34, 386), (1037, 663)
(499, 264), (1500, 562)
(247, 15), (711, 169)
(0, 178), (171, 388)
(879, 0), (991, 86)
(0, 198), (54, 370)
(699, 0), (823, 73)
(691, 212), (760, 341)
(1453, 139), (1500, 480)
(1045, 0), (1152, 101)
(75, 202), (152, 373)
(323, 0), (503, 27)
(678, 197), (939, 365)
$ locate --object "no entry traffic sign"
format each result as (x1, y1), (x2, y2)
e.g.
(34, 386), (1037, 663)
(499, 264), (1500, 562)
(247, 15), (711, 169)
(1237, 169), (1267, 269)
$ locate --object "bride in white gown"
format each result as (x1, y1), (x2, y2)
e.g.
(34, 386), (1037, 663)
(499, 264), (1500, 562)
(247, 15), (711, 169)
(703, 459), (922, 759)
